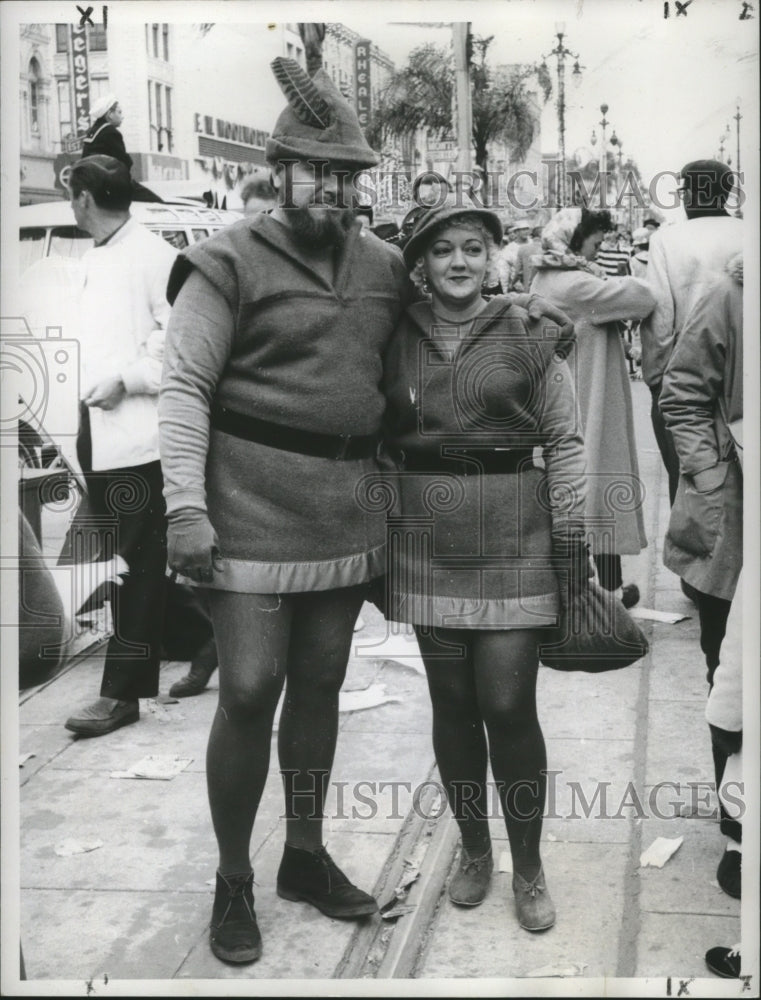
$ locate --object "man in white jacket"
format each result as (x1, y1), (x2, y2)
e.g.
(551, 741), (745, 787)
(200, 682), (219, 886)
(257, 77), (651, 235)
(639, 159), (742, 506)
(62, 156), (178, 737)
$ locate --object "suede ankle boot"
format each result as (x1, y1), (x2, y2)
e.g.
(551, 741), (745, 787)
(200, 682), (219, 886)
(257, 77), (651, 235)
(276, 844), (378, 919)
(209, 870), (262, 964)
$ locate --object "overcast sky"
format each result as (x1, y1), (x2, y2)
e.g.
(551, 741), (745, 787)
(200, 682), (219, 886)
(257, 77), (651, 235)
(346, 0), (757, 190)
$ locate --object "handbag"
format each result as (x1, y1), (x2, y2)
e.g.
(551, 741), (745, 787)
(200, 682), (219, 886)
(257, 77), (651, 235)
(539, 578), (649, 673)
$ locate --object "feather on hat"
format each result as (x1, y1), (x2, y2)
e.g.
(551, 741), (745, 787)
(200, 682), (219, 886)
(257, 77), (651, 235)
(266, 57), (379, 168)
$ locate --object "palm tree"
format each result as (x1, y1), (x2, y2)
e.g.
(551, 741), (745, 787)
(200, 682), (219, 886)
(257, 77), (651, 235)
(369, 36), (548, 175)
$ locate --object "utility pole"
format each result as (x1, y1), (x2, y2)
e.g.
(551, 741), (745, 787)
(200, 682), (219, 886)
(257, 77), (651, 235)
(452, 22), (473, 176)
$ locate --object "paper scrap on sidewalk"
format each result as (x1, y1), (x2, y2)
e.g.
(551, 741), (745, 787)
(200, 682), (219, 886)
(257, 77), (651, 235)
(629, 607), (690, 624)
(353, 633), (425, 675)
(55, 838), (104, 857)
(380, 903), (416, 921)
(527, 962), (588, 978)
(338, 683), (401, 713)
(498, 850), (513, 873)
(110, 755), (192, 781)
(145, 699), (183, 723)
(640, 835), (684, 868)
(155, 694), (179, 705)
(19, 752), (36, 767)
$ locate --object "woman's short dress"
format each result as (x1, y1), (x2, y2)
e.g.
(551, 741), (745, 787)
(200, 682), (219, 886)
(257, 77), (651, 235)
(382, 297), (587, 629)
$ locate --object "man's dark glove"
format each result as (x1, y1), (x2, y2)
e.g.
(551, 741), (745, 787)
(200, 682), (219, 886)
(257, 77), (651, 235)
(167, 508), (223, 584)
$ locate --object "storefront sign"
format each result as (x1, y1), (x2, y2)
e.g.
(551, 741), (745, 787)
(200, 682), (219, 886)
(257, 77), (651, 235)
(132, 152), (188, 182)
(354, 40), (372, 130)
(194, 114), (268, 149)
(71, 24), (90, 136)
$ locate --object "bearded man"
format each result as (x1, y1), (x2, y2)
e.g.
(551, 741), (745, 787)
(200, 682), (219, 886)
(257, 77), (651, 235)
(159, 59), (410, 965)
(160, 57), (572, 965)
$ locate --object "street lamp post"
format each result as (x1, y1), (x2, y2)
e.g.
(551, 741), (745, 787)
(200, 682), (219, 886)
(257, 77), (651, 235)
(598, 104), (610, 205)
(734, 100), (742, 172)
(610, 132), (624, 225)
(542, 23), (582, 208)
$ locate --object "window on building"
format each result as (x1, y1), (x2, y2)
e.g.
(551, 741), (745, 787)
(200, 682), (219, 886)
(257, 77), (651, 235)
(57, 80), (72, 139)
(29, 59), (40, 135)
(152, 23), (159, 58)
(286, 42), (293, 57)
(89, 77), (110, 102)
(147, 80), (154, 150)
(55, 24), (69, 52)
(88, 24), (107, 51)
(162, 23), (169, 61)
(155, 82), (163, 149)
(164, 86), (173, 153)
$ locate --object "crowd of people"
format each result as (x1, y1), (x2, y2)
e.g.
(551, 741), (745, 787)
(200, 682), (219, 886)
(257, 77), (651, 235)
(19, 59), (745, 977)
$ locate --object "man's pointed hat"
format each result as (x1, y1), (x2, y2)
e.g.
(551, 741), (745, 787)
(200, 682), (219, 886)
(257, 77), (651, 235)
(265, 57), (379, 168)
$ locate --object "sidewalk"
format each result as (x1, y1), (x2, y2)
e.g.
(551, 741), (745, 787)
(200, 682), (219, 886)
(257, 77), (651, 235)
(15, 382), (745, 989)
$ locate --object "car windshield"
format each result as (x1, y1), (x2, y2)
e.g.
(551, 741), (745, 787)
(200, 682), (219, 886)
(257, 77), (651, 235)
(49, 226), (93, 259)
(20, 228), (46, 273)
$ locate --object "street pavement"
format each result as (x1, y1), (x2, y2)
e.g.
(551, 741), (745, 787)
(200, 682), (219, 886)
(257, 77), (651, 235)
(12, 381), (753, 992)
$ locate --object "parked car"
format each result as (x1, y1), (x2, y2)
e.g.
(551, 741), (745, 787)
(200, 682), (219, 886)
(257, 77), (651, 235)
(19, 199), (243, 275)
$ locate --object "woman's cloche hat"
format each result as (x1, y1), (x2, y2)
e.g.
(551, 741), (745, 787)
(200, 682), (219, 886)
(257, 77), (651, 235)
(403, 192), (503, 267)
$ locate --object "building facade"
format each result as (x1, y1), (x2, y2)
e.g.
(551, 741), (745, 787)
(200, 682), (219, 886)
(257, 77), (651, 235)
(19, 21), (394, 207)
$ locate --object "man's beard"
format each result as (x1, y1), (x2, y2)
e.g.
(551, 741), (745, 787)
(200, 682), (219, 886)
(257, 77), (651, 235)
(285, 205), (356, 249)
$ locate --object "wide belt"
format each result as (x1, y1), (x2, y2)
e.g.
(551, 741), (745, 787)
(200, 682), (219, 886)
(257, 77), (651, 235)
(210, 402), (380, 461)
(394, 447), (535, 476)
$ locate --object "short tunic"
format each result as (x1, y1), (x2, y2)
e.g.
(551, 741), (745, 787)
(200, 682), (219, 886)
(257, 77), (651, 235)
(382, 297), (587, 629)
(159, 214), (410, 593)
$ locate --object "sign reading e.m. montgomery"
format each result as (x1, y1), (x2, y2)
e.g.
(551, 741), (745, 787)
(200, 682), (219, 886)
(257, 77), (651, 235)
(354, 39), (372, 130)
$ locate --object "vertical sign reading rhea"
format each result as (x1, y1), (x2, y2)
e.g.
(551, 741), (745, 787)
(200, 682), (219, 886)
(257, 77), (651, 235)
(71, 23), (91, 136)
(354, 39), (372, 131)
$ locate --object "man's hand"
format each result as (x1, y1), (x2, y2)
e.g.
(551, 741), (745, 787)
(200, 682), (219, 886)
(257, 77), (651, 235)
(526, 294), (575, 358)
(167, 508), (224, 584)
(83, 375), (126, 410)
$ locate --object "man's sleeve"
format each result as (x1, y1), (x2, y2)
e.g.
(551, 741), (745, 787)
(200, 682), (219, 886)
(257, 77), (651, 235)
(659, 292), (726, 482)
(120, 244), (177, 395)
(538, 357), (587, 540)
(159, 268), (235, 514)
(639, 232), (675, 386)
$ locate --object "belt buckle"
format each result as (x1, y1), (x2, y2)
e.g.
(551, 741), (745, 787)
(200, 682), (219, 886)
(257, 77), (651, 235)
(336, 434), (351, 460)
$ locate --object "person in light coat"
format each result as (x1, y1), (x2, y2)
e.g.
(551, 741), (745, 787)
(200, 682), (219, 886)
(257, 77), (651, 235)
(531, 207), (656, 606)
(639, 159), (742, 506)
(659, 255), (743, 900)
